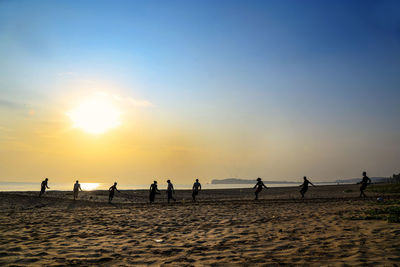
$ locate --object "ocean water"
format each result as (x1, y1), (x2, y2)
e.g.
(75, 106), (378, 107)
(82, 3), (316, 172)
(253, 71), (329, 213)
(0, 181), (339, 191)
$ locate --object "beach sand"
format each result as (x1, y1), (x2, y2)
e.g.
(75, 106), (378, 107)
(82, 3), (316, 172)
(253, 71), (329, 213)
(1, 184), (399, 266)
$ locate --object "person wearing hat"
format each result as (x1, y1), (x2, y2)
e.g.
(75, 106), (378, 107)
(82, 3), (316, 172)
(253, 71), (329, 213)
(39, 178), (50, 197)
(149, 180), (160, 203)
(166, 179), (176, 203)
(253, 177), (267, 200)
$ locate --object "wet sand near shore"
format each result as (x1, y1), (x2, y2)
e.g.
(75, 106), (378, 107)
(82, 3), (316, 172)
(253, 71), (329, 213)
(1, 184), (399, 266)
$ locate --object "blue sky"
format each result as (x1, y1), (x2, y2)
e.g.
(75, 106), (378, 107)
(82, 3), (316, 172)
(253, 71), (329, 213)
(0, 0), (399, 182)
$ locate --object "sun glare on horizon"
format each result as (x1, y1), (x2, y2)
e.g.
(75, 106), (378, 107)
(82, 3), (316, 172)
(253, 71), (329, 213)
(67, 93), (121, 134)
(80, 183), (100, 191)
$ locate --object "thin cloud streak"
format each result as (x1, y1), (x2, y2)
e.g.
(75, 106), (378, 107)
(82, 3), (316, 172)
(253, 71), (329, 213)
(110, 93), (154, 108)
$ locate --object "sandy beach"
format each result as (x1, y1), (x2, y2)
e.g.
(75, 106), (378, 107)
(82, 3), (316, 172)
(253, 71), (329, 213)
(1, 184), (399, 266)
(3, 0), (400, 265)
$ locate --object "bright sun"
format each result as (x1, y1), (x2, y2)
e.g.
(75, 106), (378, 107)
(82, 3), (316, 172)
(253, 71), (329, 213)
(67, 93), (121, 134)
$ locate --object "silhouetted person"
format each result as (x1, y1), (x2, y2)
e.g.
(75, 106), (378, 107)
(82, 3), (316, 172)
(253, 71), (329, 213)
(192, 179), (201, 202)
(299, 176), (315, 198)
(358, 171), (371, 198)
(253, 177), (267, 200)
(166, 180), (176, 203)
(149, 181), (160, 203)
(73, 180), (82, 200)
(109, 182), (120, 203)
(39, 178), (50, 197)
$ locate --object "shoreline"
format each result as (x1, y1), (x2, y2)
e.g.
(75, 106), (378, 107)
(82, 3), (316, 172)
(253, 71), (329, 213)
(0, 181), (345, 192)
(0, 184), (392, 203)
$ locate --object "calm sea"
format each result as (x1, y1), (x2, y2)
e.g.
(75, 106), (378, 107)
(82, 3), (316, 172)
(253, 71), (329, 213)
(0, 181), (340, 191)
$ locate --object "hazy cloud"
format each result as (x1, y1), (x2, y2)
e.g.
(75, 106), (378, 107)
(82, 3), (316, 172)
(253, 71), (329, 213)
(0, 99), (21, 109)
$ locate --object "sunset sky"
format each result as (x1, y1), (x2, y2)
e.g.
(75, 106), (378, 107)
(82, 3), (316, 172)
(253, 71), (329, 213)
(0, 0), (399, 184)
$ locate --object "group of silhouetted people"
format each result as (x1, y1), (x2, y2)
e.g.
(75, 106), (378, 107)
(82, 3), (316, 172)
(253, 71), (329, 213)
(252, 172), (373, 200)
(148, 179), (202, 203)
(39, 179), (84, 200)
(252, 176), (315, 200)
(38, 177), (202, 203)
(38, 171), (373, 203)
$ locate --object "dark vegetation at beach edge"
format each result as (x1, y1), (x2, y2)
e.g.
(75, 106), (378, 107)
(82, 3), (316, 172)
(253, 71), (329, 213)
(345, 184), (400, 223)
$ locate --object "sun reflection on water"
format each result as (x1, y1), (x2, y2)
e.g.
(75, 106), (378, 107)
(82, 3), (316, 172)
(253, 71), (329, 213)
(80, 183), (100, 191)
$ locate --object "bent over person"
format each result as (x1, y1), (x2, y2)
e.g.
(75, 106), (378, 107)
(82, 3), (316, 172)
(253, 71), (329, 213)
(39, 178), (50, 197)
